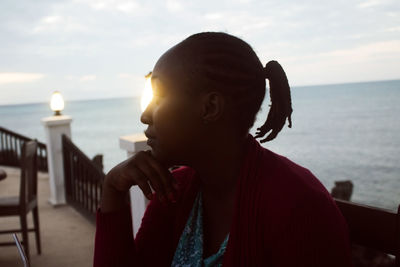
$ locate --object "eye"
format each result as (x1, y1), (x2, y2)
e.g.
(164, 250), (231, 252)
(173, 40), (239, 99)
(152, 88), (164, 97)
(152, 94), (161, 105)
(151, 77), (167, 104)
(152, 86), (166, 100)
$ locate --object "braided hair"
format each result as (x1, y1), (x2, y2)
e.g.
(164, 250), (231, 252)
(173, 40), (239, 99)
(175, 32), (292, 142)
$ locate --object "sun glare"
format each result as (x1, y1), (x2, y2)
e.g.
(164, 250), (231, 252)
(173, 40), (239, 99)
(140, 74), (153, 112)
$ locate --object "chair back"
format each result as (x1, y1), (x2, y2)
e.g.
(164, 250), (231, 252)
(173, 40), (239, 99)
(19, 141), (38, 208)
(335, 199), (400, 266)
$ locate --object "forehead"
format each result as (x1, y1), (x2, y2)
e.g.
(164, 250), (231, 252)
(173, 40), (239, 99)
(151, 43), (197, 91)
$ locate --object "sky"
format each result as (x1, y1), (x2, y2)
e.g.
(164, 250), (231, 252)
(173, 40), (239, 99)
(0, 0), (399, 105)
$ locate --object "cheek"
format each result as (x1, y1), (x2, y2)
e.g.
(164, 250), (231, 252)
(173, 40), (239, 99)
(153, 99), (200, 154)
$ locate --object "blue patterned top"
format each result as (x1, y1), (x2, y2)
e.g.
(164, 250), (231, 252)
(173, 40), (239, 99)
(171, 191), (230, 267)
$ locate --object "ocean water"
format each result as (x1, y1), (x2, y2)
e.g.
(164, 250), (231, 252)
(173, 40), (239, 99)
(1, 80), (399, 211)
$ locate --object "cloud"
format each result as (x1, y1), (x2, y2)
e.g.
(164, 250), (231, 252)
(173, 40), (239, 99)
(358, 0), (381, 8)
(75, 0), (142, 14)
(166, 0), (183, 13)
(118, 73), (147, 94)
(319, 40), (400, 63)
(385, 26), (400, 32)
(32, 15), (89, 34)
(201, 11), (272, 36)
(357, 0), (395, 9)
(115, 1), (139, 13)
(280, 40), (400, 85)
(119, 73), (136, 78)
(0, 72), (45, 85)
(0, 0), (399, 104)
(204, 13), (223, 20)
(79, 75), (96, 82)
(285, 40), (400, 68)
(118, 73), (145, 82)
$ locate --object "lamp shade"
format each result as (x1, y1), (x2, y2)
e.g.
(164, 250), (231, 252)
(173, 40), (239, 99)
(50, 91), (64, 115)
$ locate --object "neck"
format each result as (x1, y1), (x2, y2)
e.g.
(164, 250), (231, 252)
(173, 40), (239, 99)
(191, 132), (248, 198)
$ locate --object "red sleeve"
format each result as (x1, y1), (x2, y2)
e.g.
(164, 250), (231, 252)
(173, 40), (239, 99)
(93, 167), (195, 267)
(93, 197), (178, 267)
(269, 193), (354, 267)
(134, 196), (177, 266)
(93, 205), (137, 267)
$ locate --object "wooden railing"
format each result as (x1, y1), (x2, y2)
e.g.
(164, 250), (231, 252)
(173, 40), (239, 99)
(0, 126), (47, 171)
(62, 134), (105, 224)
(335, 198), (400, 266)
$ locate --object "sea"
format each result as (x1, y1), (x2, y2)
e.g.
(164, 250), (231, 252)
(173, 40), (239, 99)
(1, 80), (399, 211)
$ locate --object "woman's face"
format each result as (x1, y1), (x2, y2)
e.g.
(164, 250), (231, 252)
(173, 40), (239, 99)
(140, 49), (204, 166)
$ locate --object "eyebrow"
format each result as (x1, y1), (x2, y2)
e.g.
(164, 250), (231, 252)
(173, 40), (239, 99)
(150, 75), (163, 89)
(150, 76), (163, 93)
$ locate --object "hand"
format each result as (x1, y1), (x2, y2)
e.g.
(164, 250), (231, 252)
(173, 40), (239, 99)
(100, 150), (177, 213)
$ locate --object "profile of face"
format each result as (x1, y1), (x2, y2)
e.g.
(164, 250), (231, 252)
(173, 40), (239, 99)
(140, 45), (207, 166)
(140, 32), (290, 165)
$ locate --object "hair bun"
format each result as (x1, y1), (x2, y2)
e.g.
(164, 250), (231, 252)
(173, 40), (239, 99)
(255, 60), (292, 142)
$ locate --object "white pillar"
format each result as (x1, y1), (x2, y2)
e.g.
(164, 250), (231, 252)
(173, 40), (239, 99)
(41, 115), (72, 206)
(119, 133), (150, 237)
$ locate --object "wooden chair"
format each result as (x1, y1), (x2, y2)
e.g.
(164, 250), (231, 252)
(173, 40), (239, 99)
(0, 140), (41, 263)
(335, 198), (400, 266)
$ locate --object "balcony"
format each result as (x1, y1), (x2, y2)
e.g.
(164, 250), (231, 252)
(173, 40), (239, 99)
(0, 166), (95, 267)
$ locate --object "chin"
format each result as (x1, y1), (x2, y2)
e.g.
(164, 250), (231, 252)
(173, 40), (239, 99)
(150, 148), (187, 169)
(150, 149), (174, 168)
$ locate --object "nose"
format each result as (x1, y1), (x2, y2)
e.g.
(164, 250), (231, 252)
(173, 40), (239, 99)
(140, 103), (153, 125)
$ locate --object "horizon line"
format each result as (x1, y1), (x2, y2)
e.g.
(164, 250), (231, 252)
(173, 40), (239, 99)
(1, 78), (399, 107)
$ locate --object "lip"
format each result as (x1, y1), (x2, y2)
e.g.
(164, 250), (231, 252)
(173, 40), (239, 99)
(144, 131), (156, 147)
(144, 130), (156, 140)
(146, 138), (155, 147)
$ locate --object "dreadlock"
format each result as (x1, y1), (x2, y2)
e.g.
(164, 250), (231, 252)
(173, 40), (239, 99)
(176, 32), (292, 142)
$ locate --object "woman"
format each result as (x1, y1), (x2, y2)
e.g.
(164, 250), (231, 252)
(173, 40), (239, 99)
(94, 32), (353, 267)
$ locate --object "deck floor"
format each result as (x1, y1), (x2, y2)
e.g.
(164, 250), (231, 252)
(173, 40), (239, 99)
(0, 166), (95, 267)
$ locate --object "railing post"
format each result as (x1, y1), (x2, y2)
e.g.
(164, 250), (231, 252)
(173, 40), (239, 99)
(119, 133), (150, 237)
(41, 115), (72, 205)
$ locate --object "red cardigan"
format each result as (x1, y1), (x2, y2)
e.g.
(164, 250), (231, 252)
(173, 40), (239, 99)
(93, 135), (354, 267)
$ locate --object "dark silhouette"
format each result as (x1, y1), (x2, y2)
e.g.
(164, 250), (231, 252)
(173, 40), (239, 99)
(94, 32), (353, 266)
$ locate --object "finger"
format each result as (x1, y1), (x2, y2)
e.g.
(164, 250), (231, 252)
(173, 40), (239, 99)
(135, 174), (154, 201)
(125, 166), (154, 199)
(132, 151), (176, 203)
(135, 157), (167, 199)
(143, 152), (177, 202)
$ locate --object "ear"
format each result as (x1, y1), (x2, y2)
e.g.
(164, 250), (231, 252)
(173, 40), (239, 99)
(200, 91), (225, 123)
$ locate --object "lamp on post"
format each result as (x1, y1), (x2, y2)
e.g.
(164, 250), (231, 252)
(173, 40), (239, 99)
(50, 91), (65, 116)
(119, 72), (152, 237)
(41, 91), (72, 206)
